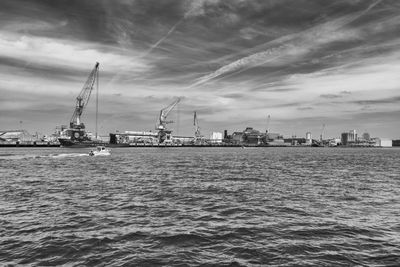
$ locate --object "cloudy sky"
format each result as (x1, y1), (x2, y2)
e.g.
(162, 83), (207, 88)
(1, 0), (399, 138)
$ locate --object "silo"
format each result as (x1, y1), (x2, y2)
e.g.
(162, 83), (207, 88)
(306, 132), (312, 145)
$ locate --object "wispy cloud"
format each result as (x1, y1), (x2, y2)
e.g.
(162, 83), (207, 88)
(190, 0), (383, 88)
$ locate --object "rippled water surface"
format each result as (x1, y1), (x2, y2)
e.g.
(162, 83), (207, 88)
(1, 147), (400, 266)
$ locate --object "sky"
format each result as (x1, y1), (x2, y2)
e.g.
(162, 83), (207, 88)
(0, 0), (399, 139)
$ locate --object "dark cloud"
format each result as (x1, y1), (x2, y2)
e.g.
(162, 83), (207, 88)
(266, 88), (299, 93)
(297, 107), (314, 110)
(220, 93), (246, 99)
(0, 56), (94, 82)
(320, 94), (342, 99)
(353, 96), (400, 105)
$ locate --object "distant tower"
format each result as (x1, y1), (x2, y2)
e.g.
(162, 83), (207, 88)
(306, 132), (312, 145)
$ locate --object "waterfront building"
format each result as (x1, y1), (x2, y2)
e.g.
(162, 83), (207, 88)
(283, 137), (307, 146)
(374, 138), (392, 147)
(328, 138), (341, 146)
(110, 131), (159, 145)
(341, 130), (358, 145)
(362, 132), (370, 141)
(0, 129), (35, 144)
(349, 130), (357, 142)
(393, 140), (400, 146)
(231, 132), (244, 144)
(173, 136), (195, 144)
(341, 133), (349, 145)
(210, 132), (223, 143)
(266, 132), (283, 141)
(242, 127), (263, 145)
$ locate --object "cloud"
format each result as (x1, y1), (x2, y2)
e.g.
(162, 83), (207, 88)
(189, 0), (383, 87)
(353, 96), (400, 106)
(340, 90), (352, 95)
(320, 94), (342, 99)
(0, 0), (399, 138)
(297, 107), (314, 111)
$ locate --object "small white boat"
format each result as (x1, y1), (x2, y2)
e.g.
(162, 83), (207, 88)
(89, 146), (111, 156)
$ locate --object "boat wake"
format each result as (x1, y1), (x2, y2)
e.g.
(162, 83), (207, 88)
(0, 154), (38, 160)
(0, 153), (89, 160)
(49, 153), (89, 158)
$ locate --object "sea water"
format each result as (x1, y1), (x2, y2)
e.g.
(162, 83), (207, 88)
(1, 147), (399, 266)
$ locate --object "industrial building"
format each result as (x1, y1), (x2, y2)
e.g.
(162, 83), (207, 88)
(231, 127), (264, 145)
(0, 129), (59, 146)
(374, 138), (392, 147)
(209, 132), (223, 144)
(109, 131), (159, 145)
(341, 130), (358, 145)
(0, 130), (35, 144)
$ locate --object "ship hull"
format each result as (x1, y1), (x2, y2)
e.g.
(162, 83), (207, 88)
(58, 138), (107, 148)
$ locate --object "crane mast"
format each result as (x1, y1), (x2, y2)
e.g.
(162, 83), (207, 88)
(194, 111), (201, 137)
(320, 123), (326, 143)
(193, 111), (206, 144)
(70, 62), (99, 129)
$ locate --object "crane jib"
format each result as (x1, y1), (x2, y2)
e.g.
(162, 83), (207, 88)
(69, 62), (100, 129)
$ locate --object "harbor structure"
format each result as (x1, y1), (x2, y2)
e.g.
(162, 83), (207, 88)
(58, 62), (105, 147)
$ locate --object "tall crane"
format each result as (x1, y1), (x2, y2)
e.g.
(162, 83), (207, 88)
(70, 62), (99, 130)
(320, 123), (326, 143)
(156, 98), (180, 131)
(193, 111), (205, 139)
(193, 111), (206, 144)
(156, 98), (180, 143)
(194, 111), (200, 137)
(266, 114), (270, 133)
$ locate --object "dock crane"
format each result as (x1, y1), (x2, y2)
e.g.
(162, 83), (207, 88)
(70, 62), (99, 131)
(194, 111), (201, 137)
(59, 62), (100, 143)
(320, 123), (326, 143)
(193, 111), (205, 144)
(156, 98), (180, 143)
